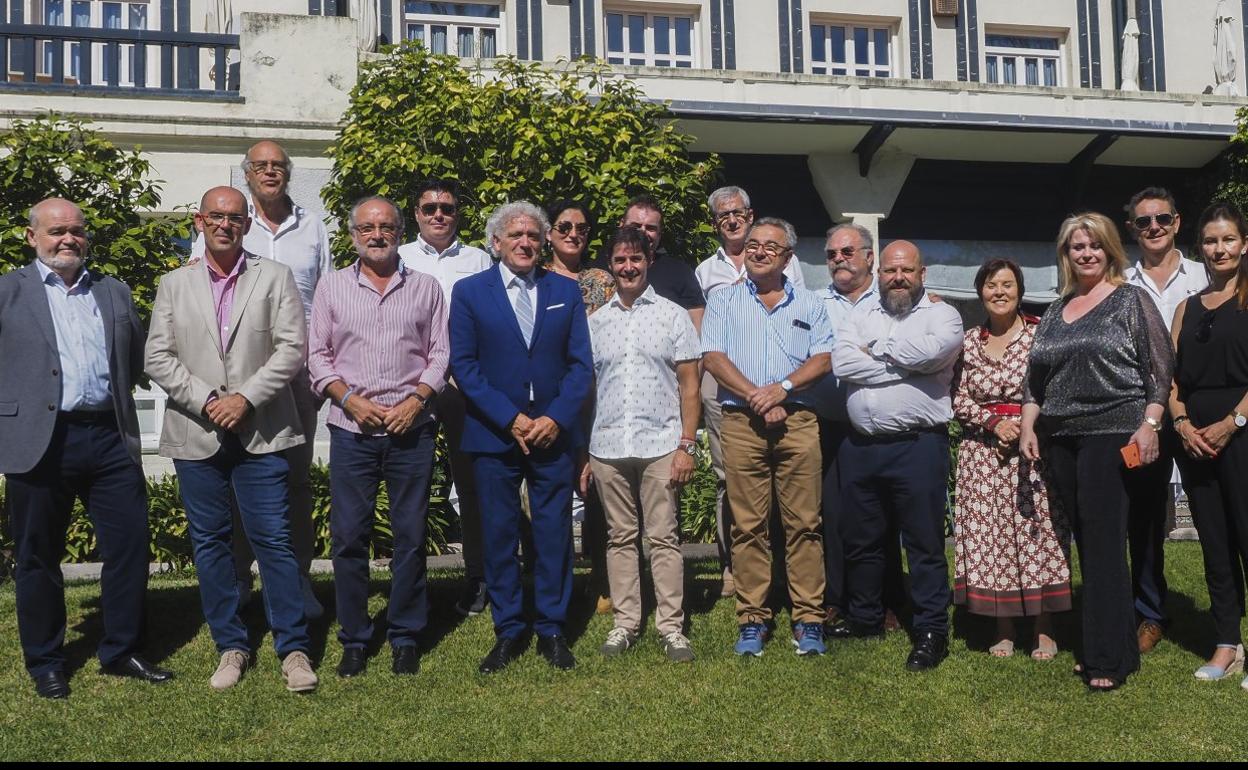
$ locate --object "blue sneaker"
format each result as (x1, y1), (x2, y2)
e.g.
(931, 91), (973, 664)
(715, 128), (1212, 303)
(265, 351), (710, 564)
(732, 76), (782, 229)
(734, 623), (768, 657)
(793, 622), (827, 656)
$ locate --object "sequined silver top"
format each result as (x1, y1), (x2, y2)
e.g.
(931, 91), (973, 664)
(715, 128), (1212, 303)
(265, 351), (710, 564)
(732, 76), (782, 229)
(1024, 284), (1174, 436)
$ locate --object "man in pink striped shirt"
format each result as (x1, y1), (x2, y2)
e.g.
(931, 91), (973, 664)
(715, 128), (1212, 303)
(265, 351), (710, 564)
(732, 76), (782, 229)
(307, 195), (449, 678)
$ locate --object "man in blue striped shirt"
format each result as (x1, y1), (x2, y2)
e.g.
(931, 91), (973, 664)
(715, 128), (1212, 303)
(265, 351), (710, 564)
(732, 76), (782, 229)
(702, 218), (834, 657)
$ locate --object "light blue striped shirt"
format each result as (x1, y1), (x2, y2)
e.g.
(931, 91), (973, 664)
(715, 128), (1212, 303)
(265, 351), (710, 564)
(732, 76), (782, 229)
(701, 278), (834, 408)
(35, 260), (112, 411)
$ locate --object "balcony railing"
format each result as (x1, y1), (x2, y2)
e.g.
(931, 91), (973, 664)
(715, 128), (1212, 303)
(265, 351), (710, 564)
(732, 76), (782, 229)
(0, 23), (240, 97)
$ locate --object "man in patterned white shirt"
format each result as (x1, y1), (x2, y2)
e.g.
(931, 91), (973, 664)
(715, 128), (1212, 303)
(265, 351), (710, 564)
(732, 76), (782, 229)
(582, 226), (702, 663)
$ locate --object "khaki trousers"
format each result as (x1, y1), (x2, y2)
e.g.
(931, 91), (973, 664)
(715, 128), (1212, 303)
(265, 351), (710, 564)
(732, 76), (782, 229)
(589, 452), (685, 636)
(722, 408), (825, 625)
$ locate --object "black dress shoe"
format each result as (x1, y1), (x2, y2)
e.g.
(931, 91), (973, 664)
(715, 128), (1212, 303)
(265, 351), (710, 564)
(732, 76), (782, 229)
(34, 670), (70, 699)
(455, 580), (488, 617)
(906, 631), (949, 672)
(337, 648), (368, 678)
(536, 634), (576, 671)
(825, 618), (884, 640)
(392, 645), (421, 675)
(100, 655), (173, 683)
(478, 636), (523, 674)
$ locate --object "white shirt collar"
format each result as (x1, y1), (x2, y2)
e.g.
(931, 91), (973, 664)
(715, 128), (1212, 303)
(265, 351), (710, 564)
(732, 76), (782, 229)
(499, 260), (534, 287)
(826, 279), (878, 303)
(608, 284), (657, 311)
(415, 235), (461, 258)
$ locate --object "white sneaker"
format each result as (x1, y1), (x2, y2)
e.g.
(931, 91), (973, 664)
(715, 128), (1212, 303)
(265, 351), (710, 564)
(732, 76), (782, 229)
(281, 651), (318, 693)
(662, 632), (695, 663)
(210, 650), (249, 691)
(599, 627), (637, 657)
(301, 576), (324, 621)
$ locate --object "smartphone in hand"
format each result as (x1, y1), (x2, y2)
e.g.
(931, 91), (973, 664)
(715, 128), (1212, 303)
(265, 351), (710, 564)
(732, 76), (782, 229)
(1120, 442), (1141, 469)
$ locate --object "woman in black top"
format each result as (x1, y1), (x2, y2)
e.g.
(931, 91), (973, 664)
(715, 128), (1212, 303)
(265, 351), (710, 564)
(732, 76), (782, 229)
(1020, 212), (1174, 691)
(1168, 201), (1248, 685)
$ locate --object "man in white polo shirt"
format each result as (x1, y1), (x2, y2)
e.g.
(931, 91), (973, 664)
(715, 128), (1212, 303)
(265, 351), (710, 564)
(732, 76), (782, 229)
(397, 179), (494, 617)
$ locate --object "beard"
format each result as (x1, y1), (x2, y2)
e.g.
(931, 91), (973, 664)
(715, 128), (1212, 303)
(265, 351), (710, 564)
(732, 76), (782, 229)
(38, 251), (86, 275)
(881, 281), (923, 315)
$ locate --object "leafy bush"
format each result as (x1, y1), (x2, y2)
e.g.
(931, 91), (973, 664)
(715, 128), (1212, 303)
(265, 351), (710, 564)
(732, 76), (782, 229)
(322, 47), (721, 265)
(679, 434), (718, 544)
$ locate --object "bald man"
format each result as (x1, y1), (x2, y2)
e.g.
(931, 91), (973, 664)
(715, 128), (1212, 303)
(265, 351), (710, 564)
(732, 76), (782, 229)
(830, 240), (963, 671)
(191, 140), (334, 620)
(1, 198), (171, 698)
(147, 186), (317, 692)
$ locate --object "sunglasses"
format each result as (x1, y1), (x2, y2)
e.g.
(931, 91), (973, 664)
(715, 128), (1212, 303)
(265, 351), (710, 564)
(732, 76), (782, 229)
(1132, 213), (1175, 230)
(419, 202), (458, 217)
(553, 221), (590, 235)
(828, 246), (867, 260)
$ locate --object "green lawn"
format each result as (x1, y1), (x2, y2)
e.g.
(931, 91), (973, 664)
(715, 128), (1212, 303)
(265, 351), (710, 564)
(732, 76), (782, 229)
(0, 545), (1245, 761)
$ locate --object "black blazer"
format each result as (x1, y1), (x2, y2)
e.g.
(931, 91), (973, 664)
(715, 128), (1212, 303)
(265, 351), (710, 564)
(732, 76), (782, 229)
(0, 262), (145, 473)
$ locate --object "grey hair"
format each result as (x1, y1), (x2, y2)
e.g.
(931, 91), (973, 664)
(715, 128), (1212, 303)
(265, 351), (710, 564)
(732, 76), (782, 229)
(826, 222), (874, 253)
(750, 217), (798, 251)
(485, 200), (550, 243)
(240, 143), (294, 176)
(348, 195), (404, 231)
(708, 185), (751, 213)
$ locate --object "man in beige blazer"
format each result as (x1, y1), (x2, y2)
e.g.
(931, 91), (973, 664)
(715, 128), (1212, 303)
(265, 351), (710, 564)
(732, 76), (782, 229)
(145, 186), (317, 693)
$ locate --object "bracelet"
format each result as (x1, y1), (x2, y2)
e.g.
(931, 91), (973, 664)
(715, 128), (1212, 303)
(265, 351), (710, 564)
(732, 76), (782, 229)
(339, 386), (356, 408)
(413, 392), (428, 406)
(1173, 415), (1190, 427)
(680, 435), (696, 443)
(1143, 415), (1162, 432)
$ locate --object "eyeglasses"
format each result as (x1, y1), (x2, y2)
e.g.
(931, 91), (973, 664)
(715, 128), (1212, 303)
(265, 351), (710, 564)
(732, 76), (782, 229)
(553, 221), (590, 235)
(246, 160), (289, 175)
(715, 208), (750, 223)
(353, 223), (399, 237)
(1196, 309), (1216, 343)
(743, 240), (791, 257)
(1132, 213), (1176, 230)
(827, 246), (868, 260)
(202, 212), (247, 227)
(419, 202), (458, 217)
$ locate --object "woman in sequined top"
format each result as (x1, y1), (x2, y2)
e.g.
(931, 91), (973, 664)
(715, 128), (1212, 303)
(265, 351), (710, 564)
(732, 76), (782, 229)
(1019, 212), (1174, 692)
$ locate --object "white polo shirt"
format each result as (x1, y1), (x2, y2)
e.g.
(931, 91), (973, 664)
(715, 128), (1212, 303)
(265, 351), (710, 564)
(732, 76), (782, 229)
(398, 235), (493, 303)
(1126, 256), (1209, 332)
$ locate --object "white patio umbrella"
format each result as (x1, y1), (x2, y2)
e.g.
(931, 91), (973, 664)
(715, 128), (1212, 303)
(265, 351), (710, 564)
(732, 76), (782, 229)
(1120, 18), (1140, 91)
(1214, 0), (1239, 96)
(355, 0), (378, 53)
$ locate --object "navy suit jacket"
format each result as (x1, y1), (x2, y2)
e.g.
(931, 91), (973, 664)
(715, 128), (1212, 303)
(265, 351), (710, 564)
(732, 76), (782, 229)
(449, 264), (593, 455)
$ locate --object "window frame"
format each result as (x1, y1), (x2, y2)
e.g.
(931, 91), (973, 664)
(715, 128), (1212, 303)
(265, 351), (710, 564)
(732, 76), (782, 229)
(807, 17), (898, 78)
(603, 6), (699, 69)
(36, 0), (151, 86)
(402, 1), (505, 59)
(982, 30), (1066, 88)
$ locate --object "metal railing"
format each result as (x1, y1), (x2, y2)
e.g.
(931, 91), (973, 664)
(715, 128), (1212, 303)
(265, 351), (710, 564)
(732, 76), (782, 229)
(0, 23), (240, 96)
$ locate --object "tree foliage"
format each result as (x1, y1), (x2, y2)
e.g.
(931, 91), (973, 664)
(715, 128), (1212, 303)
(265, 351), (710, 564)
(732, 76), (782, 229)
(323, 47), (721, 264)
(0, 114), (191, 320)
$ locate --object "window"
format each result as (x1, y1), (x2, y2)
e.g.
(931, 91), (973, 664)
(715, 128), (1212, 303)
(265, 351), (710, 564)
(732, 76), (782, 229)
(810, 22), (892, 77)
(403, 2), (501, 58)
(605, 10), (695, 68)
(984, 34), (1062, 87)
(39, 0), (148, 85)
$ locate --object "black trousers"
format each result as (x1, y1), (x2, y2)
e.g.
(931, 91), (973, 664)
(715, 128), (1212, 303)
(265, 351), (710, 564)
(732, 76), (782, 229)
(7, 417), (148, 676)
(839, 429), (950, 634)
(1045, 433), (1140, 683)
(1127, 427), (1175, 625)
(819, 419), (904, 613)
(1175, 431), (1248, 647)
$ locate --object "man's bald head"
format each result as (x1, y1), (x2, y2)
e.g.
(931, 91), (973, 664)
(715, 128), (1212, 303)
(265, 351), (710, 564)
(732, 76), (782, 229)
(242, 141), (292, 205)
(878, 239), (926, 316)
(200, 185), (246, 212)
(196, 186), (251, 258)
(879, 239), (923, 269)
(28, 197), (84, 229)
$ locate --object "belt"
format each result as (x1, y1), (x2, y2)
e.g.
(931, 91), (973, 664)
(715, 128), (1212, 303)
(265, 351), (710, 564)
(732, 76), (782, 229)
(982, 402), (1022, 431)
(58, 409), (115, 426)
(853, 424), (946, 443)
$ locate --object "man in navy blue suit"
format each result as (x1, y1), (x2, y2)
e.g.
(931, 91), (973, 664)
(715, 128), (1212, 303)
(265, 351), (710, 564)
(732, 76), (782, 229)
(449, 200), (593, 673)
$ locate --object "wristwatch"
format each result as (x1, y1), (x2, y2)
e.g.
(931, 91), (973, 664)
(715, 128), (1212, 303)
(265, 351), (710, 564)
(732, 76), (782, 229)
(1233, 411), (1247, 430)
(679, 441), (698, 457)
(1143, 416), (1162, 432)
(781, 378), (794, 393)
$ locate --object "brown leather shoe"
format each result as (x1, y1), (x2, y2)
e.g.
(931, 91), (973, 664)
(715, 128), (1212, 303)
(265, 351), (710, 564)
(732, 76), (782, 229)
(1137, 620), (1164, 653)
(883, 609), (903, 633)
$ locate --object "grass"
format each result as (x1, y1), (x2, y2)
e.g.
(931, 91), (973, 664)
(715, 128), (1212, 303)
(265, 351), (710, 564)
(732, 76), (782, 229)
(0, 545), (1246, 761)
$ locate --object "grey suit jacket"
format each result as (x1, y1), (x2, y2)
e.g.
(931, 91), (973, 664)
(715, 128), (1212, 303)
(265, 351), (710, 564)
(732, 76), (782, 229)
(0, 262), (145, 474)
(144, 254), (307, 461)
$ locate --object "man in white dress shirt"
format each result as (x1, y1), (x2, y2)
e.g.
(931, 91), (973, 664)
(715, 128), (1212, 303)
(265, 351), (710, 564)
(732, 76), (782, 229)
(191, 140), (333, 620)
(1121, 186), (1207, 654)
(832, 240), (963, 671)
(398, 179), (495, 617)
(584, 226), (701, 663)
(693, 186), (805, 599)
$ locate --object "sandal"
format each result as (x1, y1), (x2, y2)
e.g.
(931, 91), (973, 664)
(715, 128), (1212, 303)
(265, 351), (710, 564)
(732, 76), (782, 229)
(988, 639), (1015, 658)
(1086, 676), (1122, 692)
(1031, 635), (1058, 661)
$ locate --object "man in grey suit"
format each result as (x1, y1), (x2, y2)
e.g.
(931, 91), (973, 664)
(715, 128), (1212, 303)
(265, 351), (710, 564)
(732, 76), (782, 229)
(145, 186), (316, 693)
(0, 197), (172, 699)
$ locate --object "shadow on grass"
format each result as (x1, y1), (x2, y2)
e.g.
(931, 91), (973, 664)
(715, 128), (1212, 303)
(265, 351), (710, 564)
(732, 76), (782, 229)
(62, 580), (205, 677)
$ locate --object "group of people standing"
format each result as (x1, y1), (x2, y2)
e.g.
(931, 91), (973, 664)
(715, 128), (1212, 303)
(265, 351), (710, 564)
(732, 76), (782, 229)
(3, 136), (1246, 699)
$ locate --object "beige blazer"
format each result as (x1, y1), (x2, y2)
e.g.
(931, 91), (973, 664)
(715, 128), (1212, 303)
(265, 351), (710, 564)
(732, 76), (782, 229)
(144, 254), (307, 461)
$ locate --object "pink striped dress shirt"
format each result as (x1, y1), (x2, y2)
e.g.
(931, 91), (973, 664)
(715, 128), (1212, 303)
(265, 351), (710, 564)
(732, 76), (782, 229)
(308, 261), (450, 434)
(207, 252), (247, 346)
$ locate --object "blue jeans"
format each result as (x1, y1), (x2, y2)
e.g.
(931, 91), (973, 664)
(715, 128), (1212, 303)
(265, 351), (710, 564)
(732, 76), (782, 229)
(175, 434), (308, 657)
(329, 423), (436, 649)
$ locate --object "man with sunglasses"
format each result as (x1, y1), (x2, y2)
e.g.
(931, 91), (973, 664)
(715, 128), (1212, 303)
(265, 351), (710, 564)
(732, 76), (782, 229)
(702, 218), (833, 658)
(191, 140), (334, 622)
(1123, 186), (1207, 654)
(398, 179), (494, 617)
(147, 186), (317, 692)
(694, 186), (806, 599)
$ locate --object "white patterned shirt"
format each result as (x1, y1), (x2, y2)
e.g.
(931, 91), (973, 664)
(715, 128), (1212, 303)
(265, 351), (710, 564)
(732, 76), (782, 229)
(398, 235), (493, 303)
(588, 285), (701, 459)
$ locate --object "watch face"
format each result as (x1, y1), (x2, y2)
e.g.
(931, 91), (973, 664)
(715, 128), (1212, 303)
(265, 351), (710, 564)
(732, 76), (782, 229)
(1236, 414), (1247, 428)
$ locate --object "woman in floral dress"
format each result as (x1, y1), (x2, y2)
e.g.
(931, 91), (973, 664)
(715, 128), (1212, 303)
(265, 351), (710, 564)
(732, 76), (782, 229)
(953, 259), (1071, 660)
